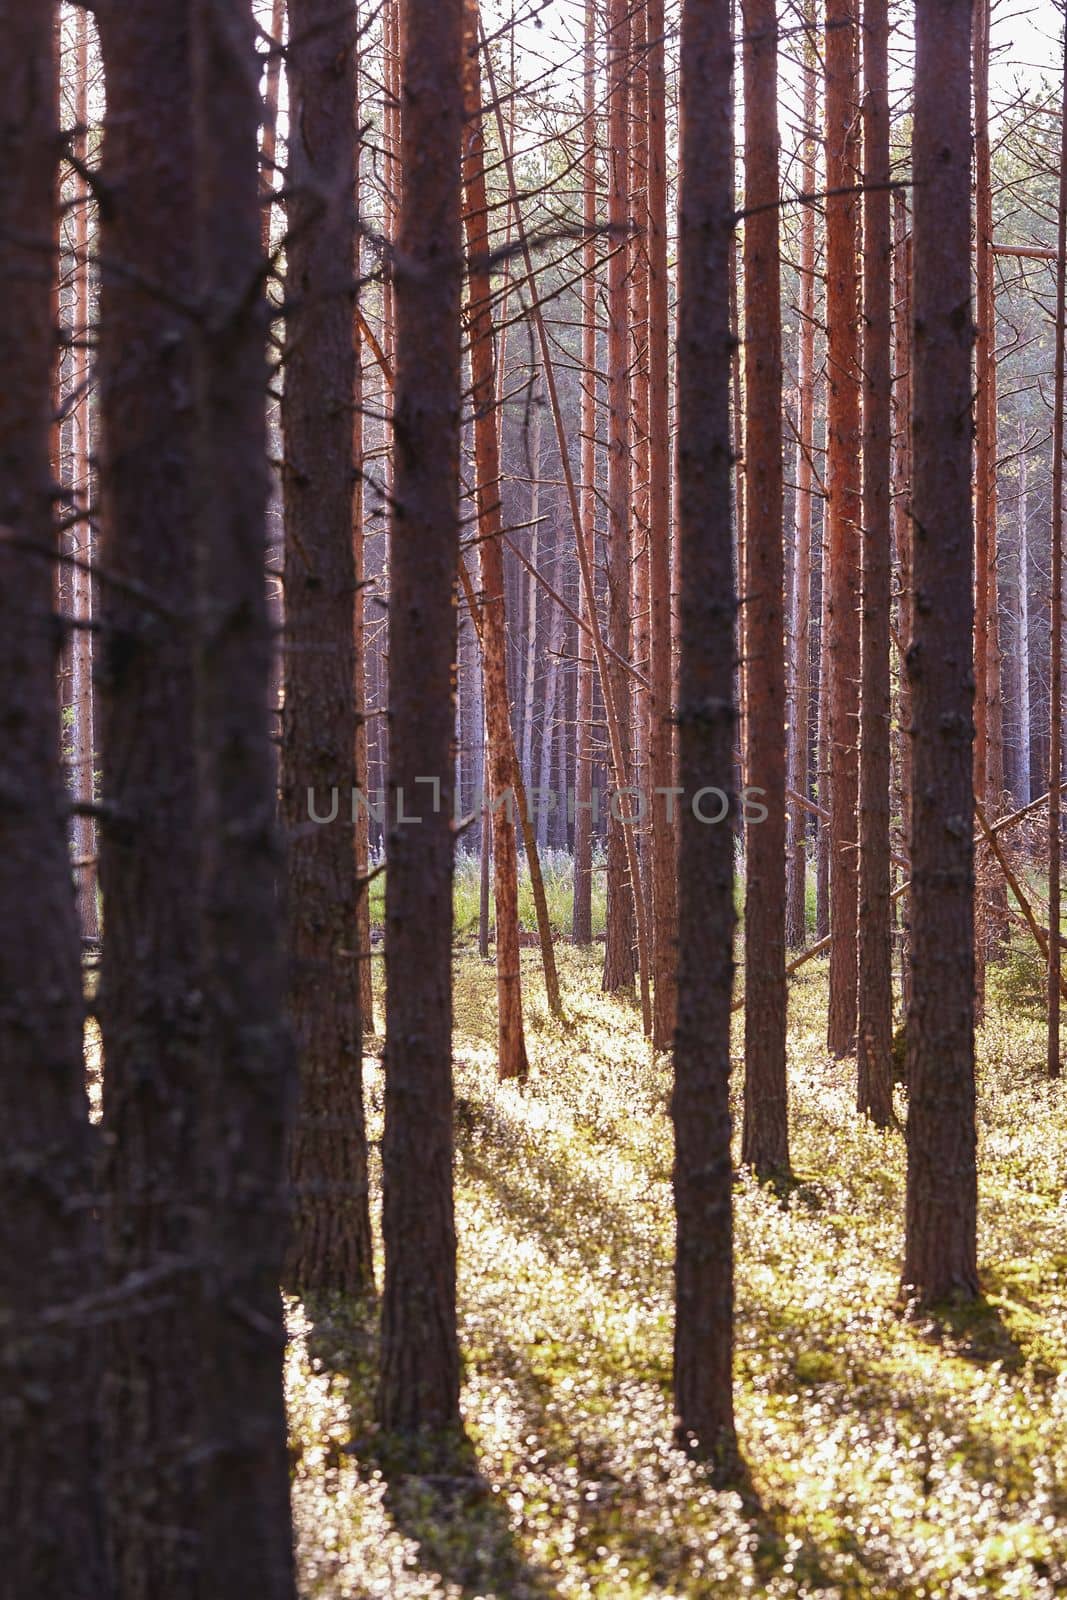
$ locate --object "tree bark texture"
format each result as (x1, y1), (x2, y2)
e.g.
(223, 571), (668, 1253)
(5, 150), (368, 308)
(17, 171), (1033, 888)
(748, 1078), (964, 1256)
(281, 0), (374, 1293)
(673, 0), (739, 1476)
(741, 0), (789, 1178)
(0, 5), (104, 1589)
(378, 0), (464, 1435)
(902, 0), (979, 1306)
(824, 0), (862, 1057)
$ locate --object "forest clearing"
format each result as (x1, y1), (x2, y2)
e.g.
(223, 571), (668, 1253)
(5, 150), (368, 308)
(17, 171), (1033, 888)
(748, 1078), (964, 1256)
(4, 0), (1067, 1595)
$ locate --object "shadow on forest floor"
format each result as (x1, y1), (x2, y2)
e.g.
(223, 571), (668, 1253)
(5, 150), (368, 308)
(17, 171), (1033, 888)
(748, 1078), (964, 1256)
(304, 1294), (559, 1600)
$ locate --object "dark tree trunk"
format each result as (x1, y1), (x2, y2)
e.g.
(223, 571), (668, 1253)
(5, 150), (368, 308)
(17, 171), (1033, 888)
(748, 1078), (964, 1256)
(462, 0), (529, 1083)
(902, 0), (979, 1306)
(602, 0), (636, 993)
(378, 0), (464, 1436)
(190, 0), (297, 1589)
(0, 5), (104, 1589)
(673, 0), (739, 1478)
(95, 3), (204, 1588)
(856, 0), (895, 1126)
(741, 0), (789, 1179)
(281, 0), (374, 1292)
(824, 0), (862, 1057)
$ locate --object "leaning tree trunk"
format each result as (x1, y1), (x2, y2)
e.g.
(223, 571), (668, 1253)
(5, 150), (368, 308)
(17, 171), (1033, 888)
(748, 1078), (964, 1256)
(378, 0), (464, 1436)
(902, 0), (979, 1306)
(673, 0), (739, 1480)
(647, 0), (679, 1045)
(740, 0), (789, 1179)
(824, 0), (862, 1057)
(190, 0), (297, 1589)
(856, 0), (895, 1125)
(95, 3), (204, 1588)
(462, 0), (530, 1083)
(0, 6), (103, 1589)
(602, 0), (637, 993)
(281, 0), (374, 1292)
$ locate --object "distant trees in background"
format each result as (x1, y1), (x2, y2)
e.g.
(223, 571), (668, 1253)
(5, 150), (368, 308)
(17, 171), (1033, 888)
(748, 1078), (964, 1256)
(3, 0), (1067, 1583)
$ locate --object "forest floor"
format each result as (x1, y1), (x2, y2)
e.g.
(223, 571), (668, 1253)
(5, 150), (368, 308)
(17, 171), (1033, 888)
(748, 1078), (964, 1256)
(288, 943), (1067, 1600)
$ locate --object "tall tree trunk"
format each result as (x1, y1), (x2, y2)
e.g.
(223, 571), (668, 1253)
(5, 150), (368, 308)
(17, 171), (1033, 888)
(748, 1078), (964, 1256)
(1047, 31), (1067, 1081)
(521, 389), (541, 787)
(281, 0), (374, 1291)
(973, 0), (1005, 973)
(902, 0), (979, 1306)
(603, 0), (637, 993)
(630, 0), (652, 932)
(1017, 427), (1032, 805)
(354, 289), (376, 1029)
(647, 0), (678, 1044)
(741, 0), (789, 1178)
(815, 506), (831, 940)
(190, 1), (297, 1589)
(0, 5), (103, 1588)
(786, 15), (818, 950)
(824, 0), (862, 1057)
(892, 194), (914, 1016)
(856, 0), (894, 1125)
(70, 6), (98, 943)
(378, 0), (464, 1434)
(462, 0), (529, 1083)
(573, 0), (598, 948)
(95, 3), (205, 1587)
(673, 0), (739, 1478)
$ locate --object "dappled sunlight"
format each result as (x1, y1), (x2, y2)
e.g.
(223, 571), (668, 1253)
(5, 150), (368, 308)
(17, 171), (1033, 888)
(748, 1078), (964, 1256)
(287, 948), (1067, 1597)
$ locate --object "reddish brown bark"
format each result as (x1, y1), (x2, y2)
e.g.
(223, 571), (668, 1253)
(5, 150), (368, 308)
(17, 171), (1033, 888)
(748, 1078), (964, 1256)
(1048, 31), (1067, 1080)
(892, 193), (914, 1017)
(378, 0), (464, 1435)
(482, 24), (652, 1031)
(973, 0), (1005, 974)
(630, 0), (652, 933)
(647, 0), (678, 1044)
(462, 0), (529, 1083)
(856, 0), (894, 1125)
(824, 0), (862, 1057)
(786, 18), (818, 950)
(281, 0), (374, 1291)
(902, 0), (979, 1306)
(0, 5), (103, 1587)
(603, 0), (637, 993)
(673, 0), (739, 1476)
(573, 0), (598, 948)
(741, 0), (789, 1178)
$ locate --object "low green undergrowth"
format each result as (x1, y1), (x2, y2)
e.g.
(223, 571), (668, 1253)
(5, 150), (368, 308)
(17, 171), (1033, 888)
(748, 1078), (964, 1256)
(289, 947), (1067, 1599)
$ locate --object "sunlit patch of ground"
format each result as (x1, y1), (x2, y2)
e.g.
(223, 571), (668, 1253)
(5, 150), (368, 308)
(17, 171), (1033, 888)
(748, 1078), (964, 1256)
(289, 944), (1067, 1598)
